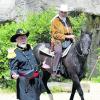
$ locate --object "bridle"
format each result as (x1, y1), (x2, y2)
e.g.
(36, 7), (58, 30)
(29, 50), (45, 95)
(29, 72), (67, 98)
(75, 41), (90, 58)
(75, 46), (85, 57)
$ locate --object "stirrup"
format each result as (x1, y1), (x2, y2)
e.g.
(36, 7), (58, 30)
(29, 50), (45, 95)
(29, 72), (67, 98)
(41, 61), (50, 69)
(42, 64), (50, 69)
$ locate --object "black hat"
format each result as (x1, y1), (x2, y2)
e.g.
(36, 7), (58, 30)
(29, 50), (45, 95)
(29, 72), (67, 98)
(10, 29), (30, 42)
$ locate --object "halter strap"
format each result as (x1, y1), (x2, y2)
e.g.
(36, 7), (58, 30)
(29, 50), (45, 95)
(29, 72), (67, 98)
(75, 45), (84, 57)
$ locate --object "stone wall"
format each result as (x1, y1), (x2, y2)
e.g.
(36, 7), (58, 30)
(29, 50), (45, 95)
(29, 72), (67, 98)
(85, 15), (100, 76)
(0, 0), (100, 22)
(0, 0), (15, 22)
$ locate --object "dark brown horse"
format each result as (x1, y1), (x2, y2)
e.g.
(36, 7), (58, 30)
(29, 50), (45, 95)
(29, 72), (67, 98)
(33, 31), (92, 100)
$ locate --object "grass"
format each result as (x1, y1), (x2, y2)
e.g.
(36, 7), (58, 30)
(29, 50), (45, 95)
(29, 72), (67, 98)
(0, 88), (15, 93)
(50, 86), (70, 93)
(91, 76), (100, 83)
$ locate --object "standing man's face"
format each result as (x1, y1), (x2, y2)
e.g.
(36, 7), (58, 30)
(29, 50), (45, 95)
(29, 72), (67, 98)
(16, 35), (27, 45)
(59, 11), (67, 18)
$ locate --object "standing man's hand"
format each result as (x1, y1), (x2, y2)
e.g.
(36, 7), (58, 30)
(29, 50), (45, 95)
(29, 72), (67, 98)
(12, 72), (19, 79)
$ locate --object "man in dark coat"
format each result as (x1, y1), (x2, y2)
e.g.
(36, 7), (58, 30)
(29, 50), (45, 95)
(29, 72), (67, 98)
(8, 29), (45, 100)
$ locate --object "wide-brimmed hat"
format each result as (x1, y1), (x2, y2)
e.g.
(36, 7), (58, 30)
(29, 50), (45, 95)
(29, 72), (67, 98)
(59, 4), (68, 12)
(10, 29), (30, 42)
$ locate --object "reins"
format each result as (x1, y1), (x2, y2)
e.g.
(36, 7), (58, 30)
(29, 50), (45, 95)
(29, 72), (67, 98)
(75, 45), (85, 57)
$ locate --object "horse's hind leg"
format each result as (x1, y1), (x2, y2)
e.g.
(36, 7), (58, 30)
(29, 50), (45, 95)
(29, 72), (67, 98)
(42, 71), (54, 100)
(70, 74), (84, 100)
(70, 83), (76, 100)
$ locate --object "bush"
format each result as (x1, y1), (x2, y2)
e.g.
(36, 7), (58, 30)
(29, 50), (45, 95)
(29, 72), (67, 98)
(70, 13), (86, 36)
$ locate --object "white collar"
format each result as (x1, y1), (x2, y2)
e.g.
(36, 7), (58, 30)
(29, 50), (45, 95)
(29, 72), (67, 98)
(59, 16), (66, 22)
(18, 44), (27, 48)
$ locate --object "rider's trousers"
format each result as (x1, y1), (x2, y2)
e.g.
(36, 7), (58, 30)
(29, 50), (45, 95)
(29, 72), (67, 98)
(53, 42), (62, 72)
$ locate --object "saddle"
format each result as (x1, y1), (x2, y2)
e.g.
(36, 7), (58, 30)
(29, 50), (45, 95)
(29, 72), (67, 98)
(39, 43), (72, 58)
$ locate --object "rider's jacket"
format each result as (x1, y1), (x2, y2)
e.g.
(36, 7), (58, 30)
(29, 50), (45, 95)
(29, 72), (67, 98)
(50, 16), (73, 45)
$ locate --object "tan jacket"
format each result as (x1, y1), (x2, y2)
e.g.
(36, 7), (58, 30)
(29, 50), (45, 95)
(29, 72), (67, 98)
(50, 16), (73, 45)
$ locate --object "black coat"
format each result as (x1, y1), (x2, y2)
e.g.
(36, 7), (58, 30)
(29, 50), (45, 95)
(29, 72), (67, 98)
(9, 44), (45, 100)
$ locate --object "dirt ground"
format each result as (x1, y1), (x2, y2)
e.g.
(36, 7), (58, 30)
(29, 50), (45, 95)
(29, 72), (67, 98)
(0, 82), (100, 100)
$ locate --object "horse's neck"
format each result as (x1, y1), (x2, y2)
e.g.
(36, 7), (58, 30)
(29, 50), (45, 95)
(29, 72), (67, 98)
(76, 42), (82, 55)
(75, 41), (87, 62)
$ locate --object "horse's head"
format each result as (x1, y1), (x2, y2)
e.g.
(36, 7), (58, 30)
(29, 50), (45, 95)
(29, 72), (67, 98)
(79, 31), (92, 56)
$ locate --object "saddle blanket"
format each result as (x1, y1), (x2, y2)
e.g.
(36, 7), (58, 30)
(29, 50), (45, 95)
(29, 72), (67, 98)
(39, 43), (72, 57)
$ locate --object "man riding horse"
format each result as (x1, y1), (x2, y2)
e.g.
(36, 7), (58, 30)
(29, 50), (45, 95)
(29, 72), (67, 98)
(49, 4), (75, 78)
(33, 4), (92, 99)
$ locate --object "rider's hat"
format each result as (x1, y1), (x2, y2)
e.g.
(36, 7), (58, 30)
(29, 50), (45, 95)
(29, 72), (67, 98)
(59, 4), (68, 12)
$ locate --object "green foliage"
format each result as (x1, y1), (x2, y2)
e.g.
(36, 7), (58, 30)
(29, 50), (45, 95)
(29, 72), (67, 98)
(0, 9), (86, 90)
(0, 78), (16, 91)
(70, 13), (86, 36)
(27, 9), (56, 43)
(90, 47), (100, 82)
(91, 76), (100, 83)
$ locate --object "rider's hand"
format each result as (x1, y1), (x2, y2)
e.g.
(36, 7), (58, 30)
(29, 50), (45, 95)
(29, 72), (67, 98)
(12, 72), (19, 79)
(66, 35), (75, 39)
(66, 35), (75, 42)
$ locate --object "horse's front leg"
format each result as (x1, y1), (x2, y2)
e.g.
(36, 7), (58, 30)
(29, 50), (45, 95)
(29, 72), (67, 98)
(44, 82), (53, 100)
(42, 71), (54, 100)
(70, 82), (77, 100)
(70, 74), (84, 100)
